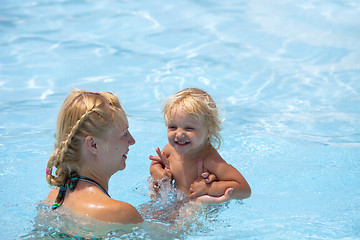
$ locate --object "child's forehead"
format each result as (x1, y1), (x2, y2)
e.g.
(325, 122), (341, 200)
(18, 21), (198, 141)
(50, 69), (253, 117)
(168, 106), (205, 123)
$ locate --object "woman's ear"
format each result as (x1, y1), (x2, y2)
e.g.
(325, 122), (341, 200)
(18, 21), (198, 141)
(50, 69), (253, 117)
(85, 136), (98, 154)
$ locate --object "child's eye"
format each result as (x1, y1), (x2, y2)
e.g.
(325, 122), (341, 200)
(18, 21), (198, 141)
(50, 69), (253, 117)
(168, 126), (176, 130)
(186, 127), (194, 130)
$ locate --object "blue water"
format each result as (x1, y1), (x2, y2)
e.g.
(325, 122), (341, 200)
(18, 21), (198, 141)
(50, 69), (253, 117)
(1, 0), (360, 239)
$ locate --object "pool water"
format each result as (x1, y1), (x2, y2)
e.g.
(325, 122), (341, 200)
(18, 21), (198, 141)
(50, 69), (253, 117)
(1, 0), (360, 239)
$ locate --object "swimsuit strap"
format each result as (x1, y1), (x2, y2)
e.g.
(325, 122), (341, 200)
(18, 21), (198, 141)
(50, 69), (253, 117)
(78, 176), (110, 197)
(52, 171), (110, 210)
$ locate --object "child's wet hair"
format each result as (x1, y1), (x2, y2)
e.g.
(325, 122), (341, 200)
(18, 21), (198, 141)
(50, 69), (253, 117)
(163, 88), (223, 149)
(46, 89), (128, 187)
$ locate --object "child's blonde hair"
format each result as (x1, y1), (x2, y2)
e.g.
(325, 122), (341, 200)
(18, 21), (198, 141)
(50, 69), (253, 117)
(163, 88), (223, 149)
(46, 89), (128, 187)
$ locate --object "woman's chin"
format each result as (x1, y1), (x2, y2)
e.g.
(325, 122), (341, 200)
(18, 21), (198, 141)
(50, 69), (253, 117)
(119, 162), (126, 170)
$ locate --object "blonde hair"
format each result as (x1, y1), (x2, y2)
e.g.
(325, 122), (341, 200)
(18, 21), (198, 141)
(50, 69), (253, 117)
(163, 88), (223, 149)
(46, 89), (128, 187)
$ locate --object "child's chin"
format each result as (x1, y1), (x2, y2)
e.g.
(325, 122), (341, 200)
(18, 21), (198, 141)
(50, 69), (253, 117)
(175, 146), (190, 154)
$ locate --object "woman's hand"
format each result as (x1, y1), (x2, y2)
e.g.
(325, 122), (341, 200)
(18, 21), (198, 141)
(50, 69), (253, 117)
(201, 171), (217, 184)
(190, 188), (233, 204)
(189, 160), (234, 204)
(188, 170), (218, 199)
(189, 177), (208, 199)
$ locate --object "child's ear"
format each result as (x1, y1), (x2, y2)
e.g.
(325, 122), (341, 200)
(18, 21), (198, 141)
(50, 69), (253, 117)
(85, 136), (98, 154)
(206, 130), (212, 141)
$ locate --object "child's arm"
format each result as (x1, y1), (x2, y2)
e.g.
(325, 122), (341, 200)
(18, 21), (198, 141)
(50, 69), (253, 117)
(149, 146), (172, 180)
(149, 162), (171, 195)
(189, 151), (251, 200)
(150, 161), (172, 180)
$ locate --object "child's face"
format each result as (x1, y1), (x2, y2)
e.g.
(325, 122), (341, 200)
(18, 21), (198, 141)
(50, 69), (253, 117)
(167, 107), (208, 155)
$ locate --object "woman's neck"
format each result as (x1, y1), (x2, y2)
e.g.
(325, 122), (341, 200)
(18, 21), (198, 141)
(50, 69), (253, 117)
(77, 169), (110, 192)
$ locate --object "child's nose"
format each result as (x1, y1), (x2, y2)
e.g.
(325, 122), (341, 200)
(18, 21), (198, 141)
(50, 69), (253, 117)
(175, 130), (185, 138)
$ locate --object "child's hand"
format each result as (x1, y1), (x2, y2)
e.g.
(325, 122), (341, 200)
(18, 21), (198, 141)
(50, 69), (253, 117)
(149, 147), (172, 181)
(151, 167), (172, 181)
(149, 147), (170, 170)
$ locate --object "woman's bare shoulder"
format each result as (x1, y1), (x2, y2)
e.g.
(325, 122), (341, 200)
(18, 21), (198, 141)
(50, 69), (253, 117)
(66, 188), (143, 224)
(95, 198), (144, 224)
(43, 187), (143, 224)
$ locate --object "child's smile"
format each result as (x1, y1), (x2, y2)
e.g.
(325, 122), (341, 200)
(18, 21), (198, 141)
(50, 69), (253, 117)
(175, 141), (190, 145)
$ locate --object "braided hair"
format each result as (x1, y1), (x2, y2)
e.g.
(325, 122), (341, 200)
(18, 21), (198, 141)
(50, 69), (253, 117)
(46, 90), (128, 187)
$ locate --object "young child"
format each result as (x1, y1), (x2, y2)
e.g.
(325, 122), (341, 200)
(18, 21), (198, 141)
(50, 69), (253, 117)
(149, 88), (251, 204)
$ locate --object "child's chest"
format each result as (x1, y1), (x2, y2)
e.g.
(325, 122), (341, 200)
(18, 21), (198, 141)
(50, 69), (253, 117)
(168, 155), (200, 193)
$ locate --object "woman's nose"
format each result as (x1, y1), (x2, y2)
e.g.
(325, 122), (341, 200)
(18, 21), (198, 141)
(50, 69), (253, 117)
(128, 132), (135, 145)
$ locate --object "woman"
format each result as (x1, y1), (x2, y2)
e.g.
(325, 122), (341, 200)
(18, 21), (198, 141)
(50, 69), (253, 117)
(44, 89), (143, 224)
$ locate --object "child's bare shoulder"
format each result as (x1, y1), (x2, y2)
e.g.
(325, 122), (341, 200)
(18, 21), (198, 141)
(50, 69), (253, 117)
(163, 143), (172, 151)
(203, 147), (228, 169)
(162, 143), (175, 156)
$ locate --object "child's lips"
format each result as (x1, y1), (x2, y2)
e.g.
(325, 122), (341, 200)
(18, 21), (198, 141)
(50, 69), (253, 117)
(175, 141), (190, 145)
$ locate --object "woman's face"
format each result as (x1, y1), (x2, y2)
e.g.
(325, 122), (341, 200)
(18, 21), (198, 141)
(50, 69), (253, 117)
(97, 126), (136, 173)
